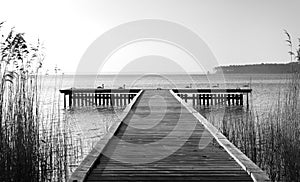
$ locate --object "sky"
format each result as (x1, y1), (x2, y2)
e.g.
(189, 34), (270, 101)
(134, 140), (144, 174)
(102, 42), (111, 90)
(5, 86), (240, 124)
(0, 0), (300, 74)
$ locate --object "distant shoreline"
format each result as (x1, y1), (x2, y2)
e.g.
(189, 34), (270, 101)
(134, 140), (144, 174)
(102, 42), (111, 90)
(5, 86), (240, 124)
(215, 62), (300, 74)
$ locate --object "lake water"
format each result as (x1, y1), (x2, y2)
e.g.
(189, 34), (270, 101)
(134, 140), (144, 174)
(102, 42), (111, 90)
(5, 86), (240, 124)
(39, 73), (290, 172)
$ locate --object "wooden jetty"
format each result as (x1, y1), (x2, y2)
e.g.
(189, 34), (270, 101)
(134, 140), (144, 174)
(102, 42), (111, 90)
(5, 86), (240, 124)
(67, 89), (269, 182)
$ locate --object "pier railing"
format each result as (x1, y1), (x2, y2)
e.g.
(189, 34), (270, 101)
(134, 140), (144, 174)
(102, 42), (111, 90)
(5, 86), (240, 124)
(172, 88), (252, 107)
(59, 88), (141, 108)
(60, 88), (252, 109)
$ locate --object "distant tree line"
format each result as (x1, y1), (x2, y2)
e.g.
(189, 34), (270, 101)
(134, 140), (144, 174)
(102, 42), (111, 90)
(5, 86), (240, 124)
(215, 30), (300, 74)
(214, 62), (300, 74)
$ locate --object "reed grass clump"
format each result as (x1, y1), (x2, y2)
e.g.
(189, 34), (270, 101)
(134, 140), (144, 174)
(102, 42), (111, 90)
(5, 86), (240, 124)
(0, 22), (80, 181)
(201, 73), (300, 181)
(0, 24), (42, 181)
(200, 32), (300, 181)
(259, 73), (300, 181)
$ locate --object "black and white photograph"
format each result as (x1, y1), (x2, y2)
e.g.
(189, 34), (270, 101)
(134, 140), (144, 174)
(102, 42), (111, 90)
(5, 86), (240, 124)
(0, 0), (299, 181)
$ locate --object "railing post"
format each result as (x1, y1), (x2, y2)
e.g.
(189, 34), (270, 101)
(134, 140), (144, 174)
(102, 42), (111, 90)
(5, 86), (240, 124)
(69, 93), (72, 108)
(240, 94), (243, 106)
(192, 94), (195, 106)
(246, 93), (249, 108)
(63, 94), (66, 109)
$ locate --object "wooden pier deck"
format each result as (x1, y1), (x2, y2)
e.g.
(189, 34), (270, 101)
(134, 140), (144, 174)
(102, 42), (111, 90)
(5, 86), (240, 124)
(69, 90), (269, 182)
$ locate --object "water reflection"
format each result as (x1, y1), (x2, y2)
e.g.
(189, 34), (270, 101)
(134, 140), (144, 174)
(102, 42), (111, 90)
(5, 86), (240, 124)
(64, 106), (124, 173)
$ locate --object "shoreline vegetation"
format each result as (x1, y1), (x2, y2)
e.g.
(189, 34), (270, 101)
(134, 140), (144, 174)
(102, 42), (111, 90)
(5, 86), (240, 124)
(0, 22), (82, 181)
(199, 73), (300, 181)
(215, 62), (300, 74)
(215, 31), (300, 75)
(202, 31), (300, 181)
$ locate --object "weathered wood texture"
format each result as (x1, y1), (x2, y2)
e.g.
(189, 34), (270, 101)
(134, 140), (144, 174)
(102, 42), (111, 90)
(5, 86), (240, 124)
(84, 90), (254, 181)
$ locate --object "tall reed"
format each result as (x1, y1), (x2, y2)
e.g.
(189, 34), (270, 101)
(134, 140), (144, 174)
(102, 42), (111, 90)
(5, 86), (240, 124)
(0, 23), (42, 181)
(200, 74), (300, 181)
(0, 22), (80, 181)
(199, 31), (300, 181)
(259, 73), (300, 181)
